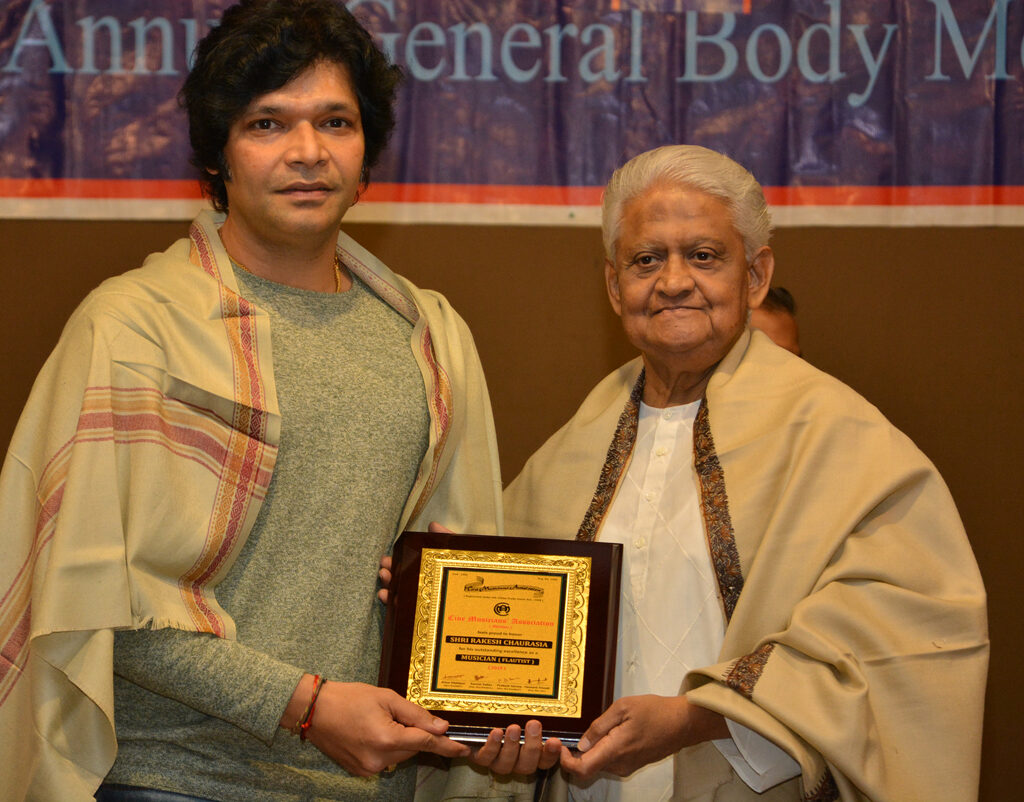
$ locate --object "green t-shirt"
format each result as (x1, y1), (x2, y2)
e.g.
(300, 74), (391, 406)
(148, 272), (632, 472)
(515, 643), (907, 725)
(108, 270), (429, 801)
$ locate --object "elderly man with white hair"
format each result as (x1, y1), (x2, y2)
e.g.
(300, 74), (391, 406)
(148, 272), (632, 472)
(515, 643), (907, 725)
(502, 145), (987, 802)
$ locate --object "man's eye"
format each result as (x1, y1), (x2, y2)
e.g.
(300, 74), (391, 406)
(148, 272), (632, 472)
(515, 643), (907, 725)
(252, 119), (276, 130)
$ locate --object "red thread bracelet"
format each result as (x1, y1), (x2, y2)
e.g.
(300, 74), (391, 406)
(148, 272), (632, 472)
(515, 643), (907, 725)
(291, 674), (321, 737)
(299, 675), (325, 741)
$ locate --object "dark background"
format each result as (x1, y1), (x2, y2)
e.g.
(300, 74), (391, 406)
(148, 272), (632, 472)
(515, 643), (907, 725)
(1, 218), (1020, 800)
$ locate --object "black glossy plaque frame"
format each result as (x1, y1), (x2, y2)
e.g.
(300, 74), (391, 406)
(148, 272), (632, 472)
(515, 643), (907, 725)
(378, 530), (621, 746)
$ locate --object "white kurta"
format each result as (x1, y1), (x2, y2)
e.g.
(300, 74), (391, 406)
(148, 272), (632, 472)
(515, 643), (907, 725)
(571, 401), (798, 801)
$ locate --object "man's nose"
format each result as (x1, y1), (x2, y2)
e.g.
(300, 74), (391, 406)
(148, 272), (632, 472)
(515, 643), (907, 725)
(285, 122), (326, 165)
(657, 255), (695, 295)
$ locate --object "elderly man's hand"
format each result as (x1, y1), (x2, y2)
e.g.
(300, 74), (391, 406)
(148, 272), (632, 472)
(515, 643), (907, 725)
(559, 695), (728, 781)
(377, 555), (393, 604)
(472, 720), (562, 776)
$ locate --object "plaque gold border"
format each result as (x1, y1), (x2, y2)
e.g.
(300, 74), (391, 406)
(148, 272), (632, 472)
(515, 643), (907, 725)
(407, 548), (591, 717)
(379, 531), (622, 745)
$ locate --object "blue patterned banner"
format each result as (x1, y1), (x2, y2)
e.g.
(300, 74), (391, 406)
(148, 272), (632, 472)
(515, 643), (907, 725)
(1, 0), (1021, 223)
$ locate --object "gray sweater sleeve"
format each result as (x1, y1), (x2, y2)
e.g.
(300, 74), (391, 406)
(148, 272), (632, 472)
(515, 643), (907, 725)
(113, 628), (306, 745)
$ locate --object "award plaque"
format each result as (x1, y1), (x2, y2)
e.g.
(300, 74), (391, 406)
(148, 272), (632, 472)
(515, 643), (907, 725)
(378, 530), (622, 746)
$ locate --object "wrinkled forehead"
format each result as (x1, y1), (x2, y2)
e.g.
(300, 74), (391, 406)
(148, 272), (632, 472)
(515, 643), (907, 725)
(615, 183), (737, 241)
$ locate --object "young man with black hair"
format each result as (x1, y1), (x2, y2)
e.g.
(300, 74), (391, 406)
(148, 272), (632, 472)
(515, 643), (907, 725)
(0, 2), (521, 799)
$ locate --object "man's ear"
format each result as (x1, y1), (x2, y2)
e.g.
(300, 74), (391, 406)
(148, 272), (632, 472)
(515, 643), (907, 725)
(605, 259), (622, 316)
(747, 246), (775, 309)
(210, 151), (231, 181)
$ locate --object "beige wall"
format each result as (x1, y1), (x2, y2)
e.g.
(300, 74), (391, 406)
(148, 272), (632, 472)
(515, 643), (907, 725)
(2, 218), (1020, 800)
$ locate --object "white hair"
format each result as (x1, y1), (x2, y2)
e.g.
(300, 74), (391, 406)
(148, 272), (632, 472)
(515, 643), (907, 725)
(601, 145), (773, 262)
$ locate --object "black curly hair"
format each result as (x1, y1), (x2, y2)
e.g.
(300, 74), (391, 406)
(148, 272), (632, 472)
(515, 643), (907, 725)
(180, 0), (403, 211)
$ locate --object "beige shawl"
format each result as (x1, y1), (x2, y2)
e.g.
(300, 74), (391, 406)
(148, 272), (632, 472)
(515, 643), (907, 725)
(503, 329), (988, 802)
(0, 210), (503, 800)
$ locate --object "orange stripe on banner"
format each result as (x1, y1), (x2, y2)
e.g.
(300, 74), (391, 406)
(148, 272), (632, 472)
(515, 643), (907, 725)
(0, 178), (203, 199)
(366, 183), (1024, 206)
(763, 185), (1024, 206)
(360, 183), (605, 206)
(1, 179), (1022, 207)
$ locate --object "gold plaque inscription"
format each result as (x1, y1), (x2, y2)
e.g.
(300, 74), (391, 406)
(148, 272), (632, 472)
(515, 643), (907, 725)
(407, 548), (591, 717)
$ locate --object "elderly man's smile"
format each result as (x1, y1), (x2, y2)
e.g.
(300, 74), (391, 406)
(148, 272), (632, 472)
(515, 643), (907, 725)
(651, 305), (702, 316)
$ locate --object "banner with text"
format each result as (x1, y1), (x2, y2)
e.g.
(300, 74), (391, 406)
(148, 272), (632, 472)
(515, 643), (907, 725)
(1, 0), (1021, 224)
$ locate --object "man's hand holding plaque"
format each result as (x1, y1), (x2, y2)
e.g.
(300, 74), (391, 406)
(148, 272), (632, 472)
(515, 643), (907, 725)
(471, 720), (563, 774)
(283, 678), (471, 776)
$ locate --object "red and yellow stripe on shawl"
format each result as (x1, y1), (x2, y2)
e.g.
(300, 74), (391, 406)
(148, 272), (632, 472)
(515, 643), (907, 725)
(184, 222), (277, 634)
(0, 555), (33, 708)
(0, 383), (275, 703)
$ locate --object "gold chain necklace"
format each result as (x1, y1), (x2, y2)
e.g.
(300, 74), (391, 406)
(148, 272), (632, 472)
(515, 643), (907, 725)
(230, 253), (343, 293)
